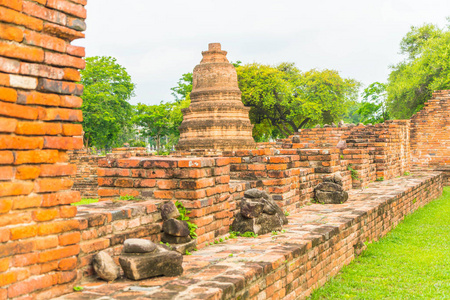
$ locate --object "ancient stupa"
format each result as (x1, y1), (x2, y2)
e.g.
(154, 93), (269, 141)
(177, 43), (256, 151)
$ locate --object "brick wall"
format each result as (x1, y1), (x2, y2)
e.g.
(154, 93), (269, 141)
(411, 90), (450, 172)
(68, 150), (103, 198)
(0, 0), (87, 299)
(97, 156), (236, 248)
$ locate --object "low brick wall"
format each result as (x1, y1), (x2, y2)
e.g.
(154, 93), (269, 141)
(61, 172), (443, 299)
(69, 151), (103, 198)
(75, 199), (163, 278)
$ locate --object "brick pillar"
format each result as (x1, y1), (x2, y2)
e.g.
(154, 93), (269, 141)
(0, 1), (86, 299)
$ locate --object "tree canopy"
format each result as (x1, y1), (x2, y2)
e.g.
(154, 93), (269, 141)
(237, 63), (360, 139)
(386, 21), (450, 119)
(80, 56), (135, 149)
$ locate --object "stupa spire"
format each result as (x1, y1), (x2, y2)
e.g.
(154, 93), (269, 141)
(177, 43), (256, 151)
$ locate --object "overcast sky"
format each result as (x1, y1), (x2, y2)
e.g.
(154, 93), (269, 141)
(75, 0), (449, 106)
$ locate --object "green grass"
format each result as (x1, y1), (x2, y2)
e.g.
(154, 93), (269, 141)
(310, 187), (450, 299)
(71, 198), (99, 206)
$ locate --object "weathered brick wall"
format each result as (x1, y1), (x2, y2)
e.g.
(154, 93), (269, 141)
(68, 150), (102, 198)
(97, 156), (235, 248)
(411, 90), (450, 177)
(225, 149), (315, 212)
(294, 127), (351, 148)
(0, 0), (87, 299)
(75, 199), (162, 278)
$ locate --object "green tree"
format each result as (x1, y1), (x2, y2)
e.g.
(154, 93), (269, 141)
(237, 63), (360, 137)
(80, 56), (135, 149)
(133, 102), (173, 153)
(386, 21), (450, 118)
(171, 73), (193, 103)
(356, 82), (388, 124)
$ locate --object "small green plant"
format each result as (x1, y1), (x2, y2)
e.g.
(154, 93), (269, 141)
(413, 198), (417, 204)
(118, 194), (137, 201)
(71, 198), (98, 206)
(340, 154), (344, 159)
(175, 201), (198, 239)
(348, 165), (359, 180)
(73, 286), (84, 292)
(229, 253), (234, 257)
(272, 231), (278, 235)
(284, 210), (290, 216)
(193, 248), (198, 251)
(229, 231), (239, 239)
(185, 250), (192, 255)
(214, 240), (219, 244)
(219, 238), (224, 242)
(240, 231), (258, 238)
(281, 229), (286, 233)
(376, 177), (384, 181)
(404, 171), (411, 176)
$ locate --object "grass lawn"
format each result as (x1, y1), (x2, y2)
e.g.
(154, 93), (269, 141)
(310, 186), (450, 299)
(71, 198), (99, 206)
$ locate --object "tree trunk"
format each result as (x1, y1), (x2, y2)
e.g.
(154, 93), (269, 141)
(156, 134), (161, 153)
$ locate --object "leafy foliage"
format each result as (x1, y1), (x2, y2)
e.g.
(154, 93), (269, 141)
(175, 201), (198, 238)
(386, 21), (450, 118)
(80, 56), (135, 149)
(170, 73), (192, 103)
(356, 82), (388, 124)
(237, 63), (360, 138)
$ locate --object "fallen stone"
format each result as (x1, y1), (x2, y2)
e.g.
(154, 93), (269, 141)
(315, 190), (348, 204)
(162, 219), (190, 237)
(161, 232), (192, 244)
(93, 251), (120, 282)
(170, 239), (197, 254)
(338, 120), (345, 127)
(124, 239), (157, 253)
(240, 199), (264, 218)
(315, 182), (344, 192)
(160, 201), (180, 221)
(231, 212), (283, 235)
(244, 189), (269, 200)
(334, 172), (343, 185)
(119, 246), (183, 280)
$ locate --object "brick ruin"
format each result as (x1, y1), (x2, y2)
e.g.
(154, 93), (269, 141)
(0, 0), (449, 298)
(177, 43), (256, 151)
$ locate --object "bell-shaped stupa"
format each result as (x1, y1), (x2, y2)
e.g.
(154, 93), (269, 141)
(177, 43), (256, 151)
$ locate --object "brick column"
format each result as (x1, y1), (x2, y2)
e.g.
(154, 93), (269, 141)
(0, 1), (86, 299)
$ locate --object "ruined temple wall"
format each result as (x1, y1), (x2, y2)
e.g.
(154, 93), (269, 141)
(97, 156), (237, 248)
(411, 90), (450, 185)
(68, 150), (103, 198)
(225, 149), (315, 212)
(0, 1), (87, 298)
(68, 147), (150, 199)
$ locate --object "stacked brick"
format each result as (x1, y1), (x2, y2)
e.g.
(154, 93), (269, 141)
(0, 0), (86, 299)
(410, 91), (450, 178)
(225, 149), (315, 212)
(97, 156), (234, 248)
(296, 148), (353, 191)
(346, 121), (411, 181)
(293, 127), (351, 148)
(75, 199), (162, 278)
(68, 150), (102, 198)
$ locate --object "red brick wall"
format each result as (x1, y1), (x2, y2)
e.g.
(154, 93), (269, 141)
(0, 0), (87, 298)
(97, 156), (235, 248)
(411, 90), (450, 171)
(68, 150), (103, 198)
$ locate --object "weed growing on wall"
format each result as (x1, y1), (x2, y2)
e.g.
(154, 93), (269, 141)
(175, 201), (198, 238)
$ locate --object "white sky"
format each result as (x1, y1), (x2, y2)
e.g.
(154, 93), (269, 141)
(75, 0), (450, 105)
